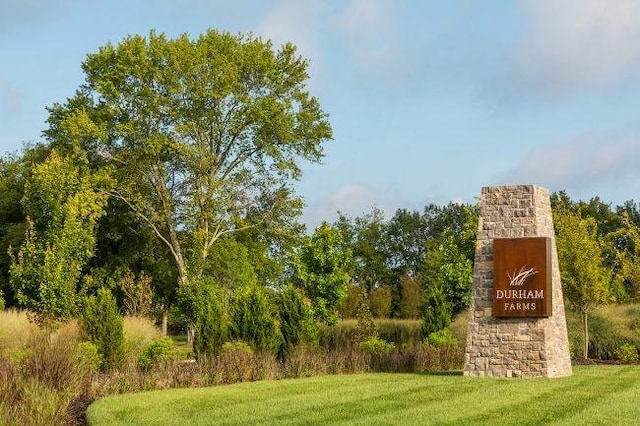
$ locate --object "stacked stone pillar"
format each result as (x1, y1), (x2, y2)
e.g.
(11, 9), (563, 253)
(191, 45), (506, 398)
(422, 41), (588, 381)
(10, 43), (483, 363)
(463, 185), (572, 378)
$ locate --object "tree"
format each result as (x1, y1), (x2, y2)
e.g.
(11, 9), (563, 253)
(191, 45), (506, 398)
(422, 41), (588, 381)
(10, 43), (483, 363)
(292, 222), (352, 324)
(421, 283), (452, 338)
(555, 210), (610, 359)
(9, 149), (110, 326)
(0, 145), (50, 308)
(45, 30), (332, 312)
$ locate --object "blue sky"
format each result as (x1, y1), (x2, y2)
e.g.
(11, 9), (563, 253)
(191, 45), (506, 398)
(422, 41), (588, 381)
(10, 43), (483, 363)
(2, 1), (640, 228)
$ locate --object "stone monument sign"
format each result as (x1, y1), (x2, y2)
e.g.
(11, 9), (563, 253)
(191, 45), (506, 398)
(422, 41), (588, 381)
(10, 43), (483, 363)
(463, 185), (572, 378)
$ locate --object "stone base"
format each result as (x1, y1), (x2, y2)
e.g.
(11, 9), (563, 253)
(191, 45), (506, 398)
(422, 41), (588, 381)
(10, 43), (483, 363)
(463, 185), (572, 378)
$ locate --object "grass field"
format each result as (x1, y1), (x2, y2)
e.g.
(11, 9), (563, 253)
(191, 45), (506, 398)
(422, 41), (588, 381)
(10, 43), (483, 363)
(87, 365), (640, 425)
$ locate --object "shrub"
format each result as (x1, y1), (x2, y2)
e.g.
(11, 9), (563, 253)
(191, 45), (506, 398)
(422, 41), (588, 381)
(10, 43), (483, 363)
(615, 343), (639, 363)
(359, 337), (395, 371)
(138, 337), (174, 371)
(79, 288), (125, 372)
(421, 284), (452, 338)
(276, 285), (318, 355)
(77, 341), (101, 373)
(229, 285), (282, 354)
(181, 279), (228, 359)
(359, 337), (395, 357)
(425, 328), (458, 347)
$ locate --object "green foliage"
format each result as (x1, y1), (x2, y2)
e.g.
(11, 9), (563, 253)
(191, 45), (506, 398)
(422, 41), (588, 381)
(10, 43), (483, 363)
(615, 343), (639, 363)
(221, 340), (254, 356)
(354, 290), (377, 344)
(276, 284), (317, 355)
(421, 284), (452, 339)
(398, 275), (422, 319)
(9, 150), (110, 326)
(76, 341), (101, 373)
(229, 284), (282, 353)
(180, 279), (228, 359)
(138, 337), (174, 371)
(0, 292), (4, 311)
(420, 228), (473, 316)
(46, 29), (331, 304)
(292, 222), (352, 325)
(358, 336), (395, 356)
(369, 285), (392, 318)
(338, 284), (360, 319)
(425, 328), (458, 347)
(555, 210), (611, 358)
(80, 287), (125, 371)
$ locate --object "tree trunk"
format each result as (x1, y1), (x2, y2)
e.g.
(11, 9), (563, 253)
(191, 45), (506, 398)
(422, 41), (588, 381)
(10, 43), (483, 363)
(583, 308), (589, 360)
(161, 308), (169, 337)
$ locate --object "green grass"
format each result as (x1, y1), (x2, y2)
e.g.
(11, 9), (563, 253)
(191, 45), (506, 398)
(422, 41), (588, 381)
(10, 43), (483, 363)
(87, 365), (640, 425)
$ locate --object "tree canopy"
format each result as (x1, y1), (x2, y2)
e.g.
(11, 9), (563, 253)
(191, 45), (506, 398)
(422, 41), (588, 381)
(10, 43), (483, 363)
(45, 30), (332, 301)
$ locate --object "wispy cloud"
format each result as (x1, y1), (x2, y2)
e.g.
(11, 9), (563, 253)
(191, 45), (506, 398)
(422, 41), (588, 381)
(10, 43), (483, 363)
(516, 0), (640, 92)
(254, 0), (324, 59)
(303, 184), (399, 229)
(498, 136), (640, 193)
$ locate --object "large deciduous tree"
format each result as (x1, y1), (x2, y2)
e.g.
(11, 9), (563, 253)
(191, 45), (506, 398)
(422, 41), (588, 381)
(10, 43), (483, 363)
(45, 30), (332, 303)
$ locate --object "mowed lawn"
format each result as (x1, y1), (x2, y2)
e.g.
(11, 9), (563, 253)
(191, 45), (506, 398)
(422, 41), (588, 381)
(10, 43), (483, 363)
(87, 365), (640, 425)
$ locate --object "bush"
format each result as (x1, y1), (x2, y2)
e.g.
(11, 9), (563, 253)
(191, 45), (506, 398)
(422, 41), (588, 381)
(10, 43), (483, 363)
(276, 285), (318, 355)
(359, 337), (395, 357)
(79, 288), (125, 372)
(180, 279), (228, 360)
(77, 341), (101, 373)
(138, 337), (174, 371)
(359, 337), (395, 371)
(425, 328), (458, 347)
(421, 285), (452, 339)
(615, 343), (639, 363)
(229, 285), (282, 354)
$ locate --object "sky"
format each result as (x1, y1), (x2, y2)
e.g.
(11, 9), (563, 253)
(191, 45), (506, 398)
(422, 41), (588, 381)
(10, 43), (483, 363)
(2, 0), (640, 229)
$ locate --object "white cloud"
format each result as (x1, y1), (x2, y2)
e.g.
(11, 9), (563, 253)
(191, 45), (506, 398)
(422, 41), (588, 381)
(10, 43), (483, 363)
(254, 0), (324, 59)
(498, 136), (640, 194)
(302, 184), (399, 229)
(338, 0), (386, 39)
(335, 0), (398, 67)
(517, 0), (640, 92)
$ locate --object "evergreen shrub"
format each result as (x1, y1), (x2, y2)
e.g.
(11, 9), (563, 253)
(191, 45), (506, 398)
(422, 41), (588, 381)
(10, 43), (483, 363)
(79, 288), (125, 371)
(276, 285), (317, 355)
(229, 285), (282, 354)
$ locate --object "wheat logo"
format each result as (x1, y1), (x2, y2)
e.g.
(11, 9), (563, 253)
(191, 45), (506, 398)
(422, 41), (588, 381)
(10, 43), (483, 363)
(508, 266), (538, 287)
